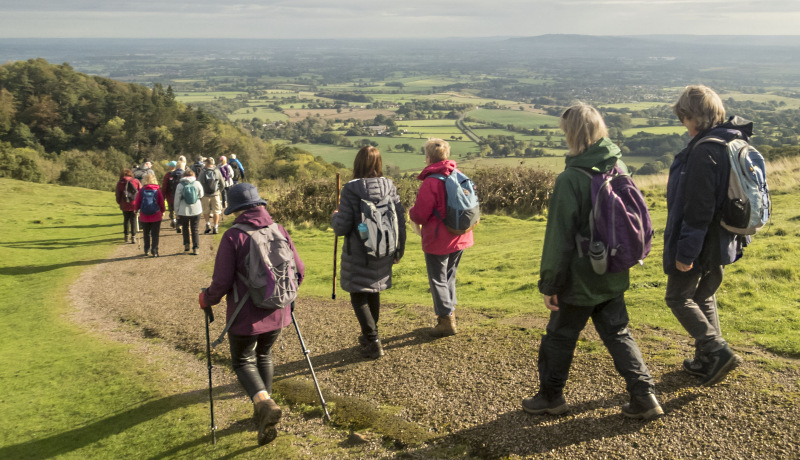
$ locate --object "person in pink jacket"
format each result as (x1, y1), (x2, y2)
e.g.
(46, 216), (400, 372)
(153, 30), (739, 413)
(133, 172), (166, 257)
(115, 168), (141, 244)
(409, 138), (474, 337)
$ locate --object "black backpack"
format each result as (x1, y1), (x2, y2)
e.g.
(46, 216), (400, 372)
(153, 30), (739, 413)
(124, 179), (138, 203)
(200, 169), (219, 195)
(167, 169), (184, 195)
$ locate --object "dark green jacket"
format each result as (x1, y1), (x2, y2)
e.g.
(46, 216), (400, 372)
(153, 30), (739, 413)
(538, 137), (630, 306)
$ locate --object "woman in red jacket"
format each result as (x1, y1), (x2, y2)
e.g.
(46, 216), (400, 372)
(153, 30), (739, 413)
(409, 139), (474, 337)
(115, 168), (141, 244)
(134, 172), (166, 257)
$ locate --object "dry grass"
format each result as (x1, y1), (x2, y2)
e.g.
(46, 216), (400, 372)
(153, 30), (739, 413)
(286, 108), (395, 122)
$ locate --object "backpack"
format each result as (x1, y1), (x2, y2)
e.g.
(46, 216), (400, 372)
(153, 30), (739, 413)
(219, 164), (232, 186)
(167, 169), (183, 195)
(212, 223), (298, 347)
(139, 188), (160, 215)
(181, 180), (199, 205)
(124, 179), (138, 203)
(353, 195), (399, 260)
(696, 136), (770, 235)
(132, 167), (146, 182)
(430, 170), (480, 234)
(573, 164), (653, 275)
(231, 162), (243, 181)
(200, 168), (219, 195)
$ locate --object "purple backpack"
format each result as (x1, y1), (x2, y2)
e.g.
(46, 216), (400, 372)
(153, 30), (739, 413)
(574, 164), (653, 274)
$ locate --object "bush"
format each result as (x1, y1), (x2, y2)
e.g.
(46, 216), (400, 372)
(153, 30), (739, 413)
(471, 166), (556, 216)
(0, 144), (45, 183)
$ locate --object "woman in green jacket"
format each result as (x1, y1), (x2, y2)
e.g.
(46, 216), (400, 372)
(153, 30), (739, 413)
(522, 103), (662, 420)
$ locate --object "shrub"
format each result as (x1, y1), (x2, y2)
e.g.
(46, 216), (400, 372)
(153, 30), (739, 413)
(471, 166), (556, 216)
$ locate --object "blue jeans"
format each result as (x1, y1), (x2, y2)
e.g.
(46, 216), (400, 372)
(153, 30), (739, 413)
(424, 250), (463, 317)
(538, 294), (654, 397)
(665, 265), (725, 356)
(229, 329), (282, 398)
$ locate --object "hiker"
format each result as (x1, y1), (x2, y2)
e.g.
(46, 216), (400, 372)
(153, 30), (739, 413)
(409, 138), (474, 337)
(523, 103), (662, 419)
(199, 157), (226, 234)
(132, 158), (154, 182)
(218, 155), (235, 210)
(115, 168), (141, 244)
(162, 161), (184, 230)
(134, 172), (166, 257)
(198, 182), (305, 446)
(190, 155), (205, 178)
(665, 85), (746, 385)
(230, 153), (245, 183)
(174, 169), (204, 255)
(331, 146), (407, 359)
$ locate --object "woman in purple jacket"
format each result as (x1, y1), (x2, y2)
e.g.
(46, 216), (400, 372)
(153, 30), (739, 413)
(199, 183), (305, 445)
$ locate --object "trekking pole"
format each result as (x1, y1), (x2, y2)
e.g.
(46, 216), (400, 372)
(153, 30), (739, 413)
(291, 302), (331, 422)
(204, 306), (218, 445)
(332, 172), (341, 300)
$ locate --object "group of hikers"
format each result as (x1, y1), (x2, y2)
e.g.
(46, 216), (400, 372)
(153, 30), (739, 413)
(114, 154), (245, 256)
(125, 85), (753, 446)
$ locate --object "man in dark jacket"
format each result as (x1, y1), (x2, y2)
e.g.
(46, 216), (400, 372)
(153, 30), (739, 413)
(190, 155), (205, 178)
(665, 85), (746, 387)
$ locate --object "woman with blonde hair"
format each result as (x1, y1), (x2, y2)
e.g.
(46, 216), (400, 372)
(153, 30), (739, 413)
(523, 103), (661, 419)
(134, 172), (166, 257)
(409, 138), (474, 337)
(331, 146), (406, 358)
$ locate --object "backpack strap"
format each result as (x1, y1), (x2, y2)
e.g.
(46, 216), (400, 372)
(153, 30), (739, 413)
(428, 173), (448, 238)
(211, 222), (258, 347)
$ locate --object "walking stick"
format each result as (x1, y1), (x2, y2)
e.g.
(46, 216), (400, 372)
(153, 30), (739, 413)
(204, 307), (218, 445)
(332, 172), (341, 299)
(291, 302), (331, 422)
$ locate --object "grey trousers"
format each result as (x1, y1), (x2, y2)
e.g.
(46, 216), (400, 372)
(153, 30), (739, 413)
(665, 265), (725, 355)
(424, 250), (463, 317)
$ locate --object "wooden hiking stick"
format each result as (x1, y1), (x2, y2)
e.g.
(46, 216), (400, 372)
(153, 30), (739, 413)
(332, 172), (341, 300)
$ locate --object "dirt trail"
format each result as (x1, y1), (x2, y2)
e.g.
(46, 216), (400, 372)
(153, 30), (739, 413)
(70, 223), (800, 459)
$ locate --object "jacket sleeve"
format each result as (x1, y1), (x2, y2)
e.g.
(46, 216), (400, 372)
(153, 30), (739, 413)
(676, 143), (723, 266)
(174, 183), (183, 211)
(115, 181), (123, 205)
(158, 189), (166, 213)
(331, 183), (357, 237)
(217, 169), (225, 192)
(392, 182), (407, 261)
(280, 225), (306, 286)
(133, 189), (142, 211)
(161, 173), (170, 191)
(409, 177), (442, 225)
(203, 232), (238, 306)
(538, 173), (581, 296)
(197, 181), (205, 199)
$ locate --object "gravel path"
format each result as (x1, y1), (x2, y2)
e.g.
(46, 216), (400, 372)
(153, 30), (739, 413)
(70, 224), (800, 459)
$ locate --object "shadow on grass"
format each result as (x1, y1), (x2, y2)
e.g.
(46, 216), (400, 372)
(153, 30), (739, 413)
(27, 222), (121, 229)
(0, 237), (121, 250)
(0, 254), (145, 275)
(0, 384), (243, 460)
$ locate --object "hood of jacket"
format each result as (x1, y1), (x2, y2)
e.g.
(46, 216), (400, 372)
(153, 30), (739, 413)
(141, 183), (159, 191)
(564, 137), (621, 172)
(180, 176), (196, 184)
(418, 160), (457, 180)
(346, 176), (394, 202)
(692, 115), (754, 146)
(233, 205), (274, 228)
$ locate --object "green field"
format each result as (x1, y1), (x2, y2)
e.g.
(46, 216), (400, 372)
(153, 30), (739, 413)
(720, 91), (800, 110)
(467, 109), (561, 129)
(599, 102), (672, 110)
(229, 106), (288, 122)
(174, 91), (249, 103)
(623, 126), (687, 136)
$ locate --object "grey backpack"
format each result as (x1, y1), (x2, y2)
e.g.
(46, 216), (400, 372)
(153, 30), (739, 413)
(355, 196), (399, 260)
(212, 223), (297, 347)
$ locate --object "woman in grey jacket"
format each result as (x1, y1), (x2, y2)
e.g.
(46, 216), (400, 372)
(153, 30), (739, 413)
(173, 169), (205, 255)
(331, 146), (406, 358)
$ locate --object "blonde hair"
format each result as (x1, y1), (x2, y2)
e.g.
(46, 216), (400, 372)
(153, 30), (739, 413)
(178, 155), (187, 163)
(177, 161), (186, 170)
(560, 103), (608, 157)
(424, 138), (450, 163)
(142, 172), (158, 186)
(672, 85), (726, 131)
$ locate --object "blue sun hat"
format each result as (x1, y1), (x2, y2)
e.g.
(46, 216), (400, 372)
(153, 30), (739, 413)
(224, 183), (267, 215)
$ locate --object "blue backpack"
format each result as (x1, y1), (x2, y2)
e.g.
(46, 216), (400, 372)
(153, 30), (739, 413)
(140, 188), (160, 215)
(431, 170), (480, 235)
(696, 136), (770, 235)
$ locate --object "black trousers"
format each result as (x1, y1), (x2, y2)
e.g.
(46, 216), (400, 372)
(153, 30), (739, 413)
(179, 215), (199, 249)
(537, 294), (654, 397)
(122, 211), (137, 236)
(140, 220), (161, 254)
(229, 329), (282, 398)
(350, 292), (381, 342)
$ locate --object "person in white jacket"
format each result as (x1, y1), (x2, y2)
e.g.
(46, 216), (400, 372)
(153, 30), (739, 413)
(173, 169), (205, 255)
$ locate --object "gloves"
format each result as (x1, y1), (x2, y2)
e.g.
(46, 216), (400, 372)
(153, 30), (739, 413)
(199, 291), (209, 309)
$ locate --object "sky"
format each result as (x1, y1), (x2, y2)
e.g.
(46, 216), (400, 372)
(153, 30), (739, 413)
(0, 0), (799, 39)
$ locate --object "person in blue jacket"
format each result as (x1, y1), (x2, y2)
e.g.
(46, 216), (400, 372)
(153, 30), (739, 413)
(665, 85), (747, 386)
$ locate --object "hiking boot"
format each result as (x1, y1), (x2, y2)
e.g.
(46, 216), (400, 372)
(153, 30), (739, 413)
(176, 227), (182, 234)
(152, 250), (159, 258)
(522, 392), (568, 415)
(213, 226), (218, 234)
(170, 219), (175, 229)
(430, 314), (456, 337)
(192, 247), (198, 256)
(130, 236), (136, 245)
(184, 244), (191, 252)
(124, 235), (129, 243)
(701, 345), (742, 387)
(622, 393), (664, 420)
(204, 224), (212, 234)
(254, 398), (282, 446)
(357, 335), (369, 347)
(360, 339), (384, 359)
(683, 357), (709, 377)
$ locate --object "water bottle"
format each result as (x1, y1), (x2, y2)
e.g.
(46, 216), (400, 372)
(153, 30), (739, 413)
(358, 222), (369, 241)
(589, 241), (608, 275)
